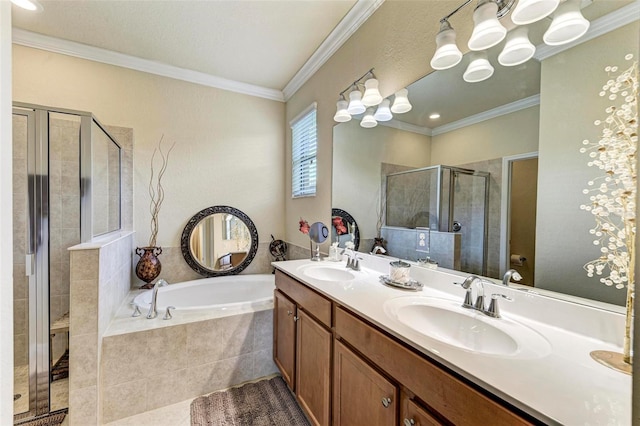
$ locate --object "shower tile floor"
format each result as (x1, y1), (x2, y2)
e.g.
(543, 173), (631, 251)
(14, 364), (69, 415)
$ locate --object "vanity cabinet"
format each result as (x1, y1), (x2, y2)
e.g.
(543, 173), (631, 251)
(274, 271), (332, 426)
(333, 340), (397, 426)
(274, 270), (534, 426)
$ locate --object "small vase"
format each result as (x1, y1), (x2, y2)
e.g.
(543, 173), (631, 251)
(135, 246), (162, 289)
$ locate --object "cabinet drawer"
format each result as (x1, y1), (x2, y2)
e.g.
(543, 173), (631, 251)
(335, 307), (532, 426)
(401, 394), (444, 426)
(275, 270), (332, 327)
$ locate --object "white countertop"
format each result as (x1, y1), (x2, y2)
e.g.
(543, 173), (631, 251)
(273, 255), (631, 425)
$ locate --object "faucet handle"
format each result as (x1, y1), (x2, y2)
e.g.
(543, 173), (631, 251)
(486, 293), (513, 318)
(163, 306), (175, 320)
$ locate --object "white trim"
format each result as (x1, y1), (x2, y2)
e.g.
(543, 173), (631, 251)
(534, 1), (640, 61)
(378, 119), (432, 136)
(12, 28), (286, 102)
(431, 95), (540, 136)
(499, 152), (538, 277)
(289, 101), (318, 127)
(282, 0), (385, 100)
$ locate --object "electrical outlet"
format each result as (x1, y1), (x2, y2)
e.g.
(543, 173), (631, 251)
(416, 228), (430, 253)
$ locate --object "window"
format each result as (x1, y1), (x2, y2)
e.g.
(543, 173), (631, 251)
(291, 103), (317, 198)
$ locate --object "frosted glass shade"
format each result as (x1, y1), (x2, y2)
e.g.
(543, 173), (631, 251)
(347, 89), (366, 115)
(543, 0), (590, 46)
(362, 78), (383, 106)
(463, 52), (494, 83)
(511, 0), (559, 25)
(360, 108), (378, 128)
(430, 20), (463, 70)
(468, 0), (507, 51)
(391, 89), (412, 113)
(498, 26), (536, 66)
(374, 99), (393, 122)
(333, 99), (351, 122)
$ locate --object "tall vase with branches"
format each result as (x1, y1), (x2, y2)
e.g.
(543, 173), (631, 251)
(135, 136), (176, 289)
(581, 54), (637, 373)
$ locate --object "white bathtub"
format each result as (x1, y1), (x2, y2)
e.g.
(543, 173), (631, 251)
(133, 274), (275, 311)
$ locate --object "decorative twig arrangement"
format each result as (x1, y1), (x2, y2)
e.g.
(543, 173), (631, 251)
(148, 136), (176, 247)
(581, 54), (638, 365)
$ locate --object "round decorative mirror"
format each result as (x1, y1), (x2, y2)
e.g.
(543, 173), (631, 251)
(331, 208), (360, 251)
(181, 205), (259, 276)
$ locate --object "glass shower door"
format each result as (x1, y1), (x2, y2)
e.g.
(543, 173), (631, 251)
(449, 169), (489, 276)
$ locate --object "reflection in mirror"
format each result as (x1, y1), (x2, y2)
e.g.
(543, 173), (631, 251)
(332, 2), (638, 306)
(331, 208), (360, 251)
(181, 206), (258, 277)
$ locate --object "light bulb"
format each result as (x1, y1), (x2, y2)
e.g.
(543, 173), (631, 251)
(391, 89), (412, 113)
(333, 99), (351, 122)
(430, 20), (463, 70)
(468, 0), (507, 51)
(374, 99), (393, 122)
(347, 89), (366, 115)
(362, 78), (383, 106)
(360, 108), (378, 128)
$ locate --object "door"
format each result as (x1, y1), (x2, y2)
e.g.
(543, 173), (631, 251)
(274, 290), (296, 390)
(333, 340), (397, 426)
(296, 310), (331, 426)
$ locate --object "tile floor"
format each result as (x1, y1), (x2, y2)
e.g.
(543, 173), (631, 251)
(14, 364), (69, 415)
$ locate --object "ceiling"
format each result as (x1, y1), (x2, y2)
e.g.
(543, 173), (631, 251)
(11, 0), (363, 97)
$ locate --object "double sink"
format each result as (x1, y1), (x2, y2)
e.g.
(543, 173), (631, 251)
(297, 262), (550, 359)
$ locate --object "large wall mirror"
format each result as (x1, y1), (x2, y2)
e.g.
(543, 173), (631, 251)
(332, 1), (638, 306)
(181, 205), (259, 277)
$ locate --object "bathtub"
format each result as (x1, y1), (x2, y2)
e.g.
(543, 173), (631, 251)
(133, 273), (275, 312)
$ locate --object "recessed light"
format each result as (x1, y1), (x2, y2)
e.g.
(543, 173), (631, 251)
(11, 0), (43, 12)
(429, 113), (441, 120)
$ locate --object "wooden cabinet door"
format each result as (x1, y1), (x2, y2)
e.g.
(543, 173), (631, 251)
(274, 290), (296, 390)
(333, 340), (397, 426)
(401, 394), (444, 426)
(295, 310), (332, 426)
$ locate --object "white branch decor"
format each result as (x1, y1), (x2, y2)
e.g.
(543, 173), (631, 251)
(580, 54), (638, 365)
(148, 136), (176, 247)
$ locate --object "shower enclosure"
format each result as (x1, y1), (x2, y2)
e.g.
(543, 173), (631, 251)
(384, 165), (490, 275)
(12, 104), (121, 422)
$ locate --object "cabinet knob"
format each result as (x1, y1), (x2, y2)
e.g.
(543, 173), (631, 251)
(287, 310), (293, 316)
(293, 315), (299, 322)
(381, 397), (392, 408)
(404, 419), (416, 426)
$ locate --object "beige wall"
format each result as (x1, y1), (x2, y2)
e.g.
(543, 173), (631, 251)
(430, 106), (540, 165)
(332, 121), (430, 241)
(536, 22), (639, 305)
(285, 0), (475, 248)
(13, 45), (286, 251)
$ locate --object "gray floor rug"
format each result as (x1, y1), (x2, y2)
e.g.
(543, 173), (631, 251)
(14, 410), (67, 426)
(191, 376), (310, 426)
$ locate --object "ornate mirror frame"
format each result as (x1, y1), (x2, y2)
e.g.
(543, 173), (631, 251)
(332, 208), (360, 251)
(181, 205), (259, 277)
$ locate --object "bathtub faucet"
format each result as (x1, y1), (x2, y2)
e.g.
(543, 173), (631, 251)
(147, 279), (168, 319)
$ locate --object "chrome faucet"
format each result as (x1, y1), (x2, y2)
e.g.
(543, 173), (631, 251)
(147, 278), (168, 319)
(502, 269), (523, 286)
(345, 249), (362, 271)
(456, 275), (487, 311)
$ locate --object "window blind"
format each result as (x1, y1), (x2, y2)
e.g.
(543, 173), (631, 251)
(291, 104), (317, 198)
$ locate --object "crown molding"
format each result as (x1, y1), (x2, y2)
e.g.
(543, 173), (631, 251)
(378, 119), (432, 136)
(12, 28), (286, 102)
(534, 1), (640, 61)
(282, 0), (385, 101)
(431, 94), (540, 136)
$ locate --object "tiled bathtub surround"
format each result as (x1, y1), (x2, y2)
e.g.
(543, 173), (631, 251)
(100, 308), (277, 423)
(68, 231), (134, 425)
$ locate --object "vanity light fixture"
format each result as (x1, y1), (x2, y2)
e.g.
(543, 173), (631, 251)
(543, 0), (590, 46)
(391, 89), (412, 113)
(463, 51), (495, 83)
(468, 0), (508, 51)
(333, 68), (412, 124)
(360, 108), (378, 128)
(430, 0), (591, 81)
(10, 0), (43, 11)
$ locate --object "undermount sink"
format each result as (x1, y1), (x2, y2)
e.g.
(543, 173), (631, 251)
(384, 297), (551, 359)
(299, 264), (356, 282)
